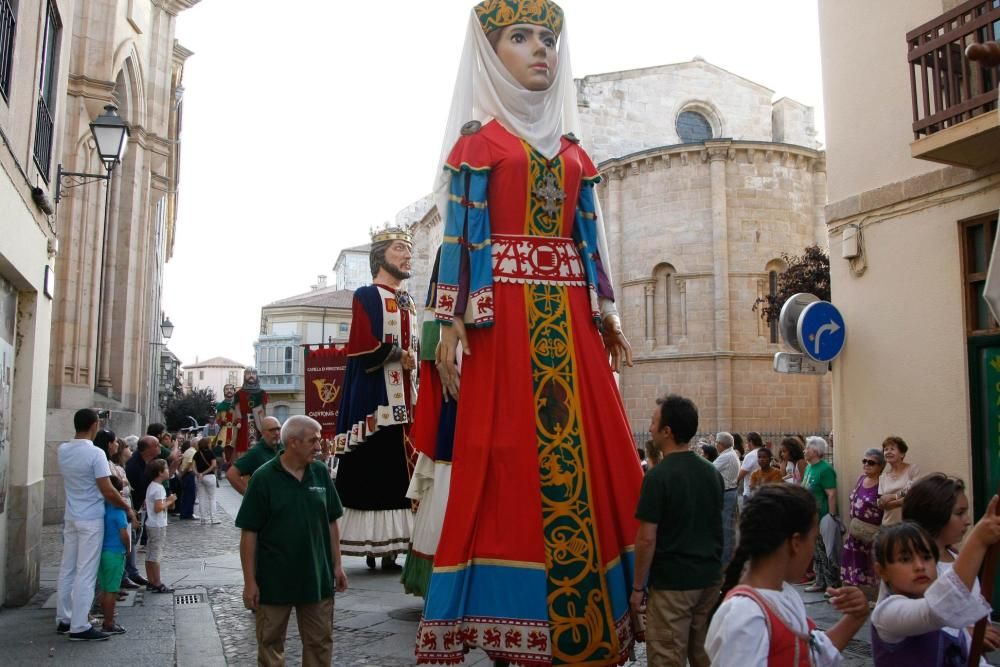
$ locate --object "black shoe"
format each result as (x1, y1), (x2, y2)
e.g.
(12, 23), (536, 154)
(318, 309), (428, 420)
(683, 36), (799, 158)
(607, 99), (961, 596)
(381, 556), (402, 572)
(101, 623), (126, 635)
(366, 555), (376, 570)
(121, 579), (139, 590)
(68, 627), (110, 642)
(130, 575), (149, 587)
(56, 622), (70, 635)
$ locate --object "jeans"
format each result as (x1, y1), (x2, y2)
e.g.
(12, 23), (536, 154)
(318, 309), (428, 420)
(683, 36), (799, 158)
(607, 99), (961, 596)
(721, 489), (738, 567)
(179, 472), (197, 518)
(56, 518), (105, 633)
(196, 474), (216, 522)
(256, 598), (334, 667)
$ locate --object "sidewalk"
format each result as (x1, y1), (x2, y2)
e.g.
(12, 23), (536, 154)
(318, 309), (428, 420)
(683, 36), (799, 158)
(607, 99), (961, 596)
(0, 479), (891, 666)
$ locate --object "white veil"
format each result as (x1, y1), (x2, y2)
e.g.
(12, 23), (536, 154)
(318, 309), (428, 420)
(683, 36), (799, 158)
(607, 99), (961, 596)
(431, 9), (618, 302)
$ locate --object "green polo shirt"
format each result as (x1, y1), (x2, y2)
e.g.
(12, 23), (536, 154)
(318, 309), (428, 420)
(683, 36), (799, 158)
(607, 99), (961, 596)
(235, 455), (343, 605)
(234, 438), (281, 478)
(635, 451), (724, 591)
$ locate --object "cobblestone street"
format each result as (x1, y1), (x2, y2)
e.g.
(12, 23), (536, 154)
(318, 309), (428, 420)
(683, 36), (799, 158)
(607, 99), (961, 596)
(0, 478), (935, 666)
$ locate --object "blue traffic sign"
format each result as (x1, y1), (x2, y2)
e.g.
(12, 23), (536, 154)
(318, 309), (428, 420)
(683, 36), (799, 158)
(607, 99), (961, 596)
(796, 301), (846, 363)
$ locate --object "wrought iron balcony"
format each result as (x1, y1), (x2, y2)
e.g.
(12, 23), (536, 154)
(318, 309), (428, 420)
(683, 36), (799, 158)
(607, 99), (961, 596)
(907, 0), (1000, 168)
(0, 0), (14, 103)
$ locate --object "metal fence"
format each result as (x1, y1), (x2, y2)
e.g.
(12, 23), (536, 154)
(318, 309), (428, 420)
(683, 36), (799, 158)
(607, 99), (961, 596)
(33, 96), (54, 181)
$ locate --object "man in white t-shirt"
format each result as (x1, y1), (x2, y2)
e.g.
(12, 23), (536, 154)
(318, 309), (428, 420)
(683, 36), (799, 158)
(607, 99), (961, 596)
(736, 432), (765, 503)
(56, 409), (136, 641)
(713, 432), (741, 566)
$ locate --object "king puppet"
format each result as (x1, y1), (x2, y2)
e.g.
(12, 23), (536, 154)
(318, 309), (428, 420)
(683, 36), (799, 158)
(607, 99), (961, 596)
(214, 383), (238, 463)
(233, 368), (268, 459)
(334, 226), (416, 571)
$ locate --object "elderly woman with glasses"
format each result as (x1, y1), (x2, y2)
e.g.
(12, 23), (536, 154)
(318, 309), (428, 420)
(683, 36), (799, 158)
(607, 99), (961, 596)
(840, 448), (885, 599)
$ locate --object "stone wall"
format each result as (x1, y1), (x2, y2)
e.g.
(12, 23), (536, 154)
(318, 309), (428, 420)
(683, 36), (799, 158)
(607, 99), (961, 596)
(576, 59), (819, 163)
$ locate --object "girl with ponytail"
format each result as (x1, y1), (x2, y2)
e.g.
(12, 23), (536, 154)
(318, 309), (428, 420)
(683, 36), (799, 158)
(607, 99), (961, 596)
(706, 484), (870, 666)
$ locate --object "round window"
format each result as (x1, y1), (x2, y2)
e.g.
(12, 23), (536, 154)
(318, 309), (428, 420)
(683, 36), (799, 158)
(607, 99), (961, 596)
(676, 111), (713, 143)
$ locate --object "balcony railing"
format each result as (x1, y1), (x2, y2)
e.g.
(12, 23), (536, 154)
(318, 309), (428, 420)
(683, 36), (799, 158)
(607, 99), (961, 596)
(908, 0), (1000, 139)
(0, 0), (14, 103)
(33, 96), (54, 181)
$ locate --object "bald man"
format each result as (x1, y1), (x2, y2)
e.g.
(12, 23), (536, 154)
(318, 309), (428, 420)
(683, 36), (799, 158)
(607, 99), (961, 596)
(226, 416), (282, 495)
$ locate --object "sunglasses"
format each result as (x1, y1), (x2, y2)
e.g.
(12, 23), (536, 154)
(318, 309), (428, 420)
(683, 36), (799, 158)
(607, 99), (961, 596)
(861, 458), (880, 466)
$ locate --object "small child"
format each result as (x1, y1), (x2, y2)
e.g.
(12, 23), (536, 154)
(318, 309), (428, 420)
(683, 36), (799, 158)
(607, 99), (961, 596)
(706, 484), (869, 666)
(870, 498), (1000, 666)
(748, 448), (784, 495)
(98, 475), (131, 634)
(143, 459), (176, 594)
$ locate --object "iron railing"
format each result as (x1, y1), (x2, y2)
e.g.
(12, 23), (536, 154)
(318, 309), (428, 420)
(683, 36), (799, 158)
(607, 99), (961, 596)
(0, 0), (14, 103)
(33, 95), (53, 181)
(907, 0), (1000, 139)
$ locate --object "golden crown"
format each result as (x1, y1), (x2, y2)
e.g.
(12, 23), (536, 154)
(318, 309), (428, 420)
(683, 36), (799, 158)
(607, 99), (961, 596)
(370, 225), (412, 245)
(474, 0), (564, 37)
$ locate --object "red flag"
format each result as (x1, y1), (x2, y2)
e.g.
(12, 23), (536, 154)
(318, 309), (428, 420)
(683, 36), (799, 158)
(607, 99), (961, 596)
(303, 345), (348, 439)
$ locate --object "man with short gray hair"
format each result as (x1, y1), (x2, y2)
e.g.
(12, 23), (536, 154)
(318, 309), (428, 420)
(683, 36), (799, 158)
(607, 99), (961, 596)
(226, 416), (282, 495)
(712, 432), (740, 566)
(237, 414), (348, 666)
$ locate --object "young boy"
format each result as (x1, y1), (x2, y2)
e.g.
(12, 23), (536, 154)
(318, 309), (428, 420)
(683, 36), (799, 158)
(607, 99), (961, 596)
(99, 476), (131, 634)
(144, 459), (176, 593)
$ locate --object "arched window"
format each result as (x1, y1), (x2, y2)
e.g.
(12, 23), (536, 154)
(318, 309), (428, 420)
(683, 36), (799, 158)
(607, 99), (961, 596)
(652, 263), (678, 346)
(273, 405), (289, 424)
(676, 111), (713, 143)
(764, 259), (788, 344)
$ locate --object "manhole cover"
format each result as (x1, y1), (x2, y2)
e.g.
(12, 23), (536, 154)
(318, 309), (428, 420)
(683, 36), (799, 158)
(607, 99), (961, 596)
(387, 606), (423, 622)
(175, 593), (206, 605)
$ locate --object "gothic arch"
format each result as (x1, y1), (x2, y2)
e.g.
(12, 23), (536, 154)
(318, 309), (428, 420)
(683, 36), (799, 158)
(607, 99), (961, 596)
(762, 258), (788, 343)
(110, 45), (147, 128)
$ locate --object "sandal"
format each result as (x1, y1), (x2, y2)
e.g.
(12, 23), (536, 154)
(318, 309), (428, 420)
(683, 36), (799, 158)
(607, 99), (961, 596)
(102, 623), (126, 635)
(147, 583), (174, 594)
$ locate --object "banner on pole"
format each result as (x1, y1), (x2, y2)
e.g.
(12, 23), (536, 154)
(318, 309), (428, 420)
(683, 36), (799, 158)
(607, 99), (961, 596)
(303, 344), (348, 439)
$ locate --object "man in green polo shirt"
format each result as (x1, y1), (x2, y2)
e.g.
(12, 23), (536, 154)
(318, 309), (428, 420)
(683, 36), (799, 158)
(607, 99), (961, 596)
(631, 394), (724, 667)
(236, 414), (348, 666)
(226, 416), (282, 495)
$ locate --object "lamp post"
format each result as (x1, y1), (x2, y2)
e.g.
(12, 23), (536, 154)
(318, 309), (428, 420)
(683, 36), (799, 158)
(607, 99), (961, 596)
(55, 105), (130, 393)
(149, 315), (175, 423)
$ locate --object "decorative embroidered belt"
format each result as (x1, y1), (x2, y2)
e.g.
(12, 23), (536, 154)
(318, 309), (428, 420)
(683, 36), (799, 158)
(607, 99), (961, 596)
(491, 234), (586, 286)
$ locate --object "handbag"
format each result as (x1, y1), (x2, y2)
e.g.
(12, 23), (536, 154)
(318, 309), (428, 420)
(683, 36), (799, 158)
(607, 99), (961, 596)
(847, 517), (879, 543)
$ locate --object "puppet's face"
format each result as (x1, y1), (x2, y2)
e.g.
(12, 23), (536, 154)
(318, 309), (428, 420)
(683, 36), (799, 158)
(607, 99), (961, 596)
(492, 24), (557, 91)
(383, 240), (412, 279)
(243, 369), (258, 386)
(223, 384), (235, 400)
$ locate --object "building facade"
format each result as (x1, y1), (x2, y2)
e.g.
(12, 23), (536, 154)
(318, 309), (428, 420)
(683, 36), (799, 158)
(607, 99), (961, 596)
(42, 0), (198, 526)
(410, 59), (831, 436)
(180, 356), (241, 401)
(818, 0), (1000, 518)
(0, 0), (76, 606)
(333, 244), (370, 291)
(255, 282), (354, 421)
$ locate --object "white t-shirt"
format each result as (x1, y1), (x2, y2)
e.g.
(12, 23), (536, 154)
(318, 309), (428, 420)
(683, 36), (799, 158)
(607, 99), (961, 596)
(706, 582), (841, 667)
(740, 448), (761, 496)
(145, 483), (168, 528)
(58, 439), (112, 521)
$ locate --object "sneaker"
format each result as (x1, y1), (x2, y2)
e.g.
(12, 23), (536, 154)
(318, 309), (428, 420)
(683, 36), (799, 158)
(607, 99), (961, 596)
(56, 622), (70, 635)
(68, 627), (110, 642)
(101, 623), (126, 635)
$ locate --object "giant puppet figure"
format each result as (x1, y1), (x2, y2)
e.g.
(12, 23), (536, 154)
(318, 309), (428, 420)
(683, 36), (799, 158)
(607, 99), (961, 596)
(334, 227), (416, 571)
(413, 2), (644, 665)
(214, 383), (238, 463)
(232, 368), (268, 458)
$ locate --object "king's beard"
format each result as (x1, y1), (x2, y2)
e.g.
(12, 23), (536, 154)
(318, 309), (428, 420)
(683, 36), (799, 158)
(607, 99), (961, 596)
(382, 261), (411, 281)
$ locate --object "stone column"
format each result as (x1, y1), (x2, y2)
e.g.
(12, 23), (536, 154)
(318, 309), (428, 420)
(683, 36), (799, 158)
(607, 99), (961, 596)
(812, 158), (828, 248)
(707, 141), (733, 428)
(644, 283), (655, 345)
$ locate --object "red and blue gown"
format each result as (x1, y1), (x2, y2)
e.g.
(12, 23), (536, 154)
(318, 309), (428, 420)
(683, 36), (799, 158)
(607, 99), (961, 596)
(415, 120), (643, 667)
(334, 283), (415, 558)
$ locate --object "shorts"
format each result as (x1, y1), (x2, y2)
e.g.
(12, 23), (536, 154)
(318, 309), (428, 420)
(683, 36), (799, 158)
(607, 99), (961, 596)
(146, 525), (166, 562)
(97, 551), (126, 593)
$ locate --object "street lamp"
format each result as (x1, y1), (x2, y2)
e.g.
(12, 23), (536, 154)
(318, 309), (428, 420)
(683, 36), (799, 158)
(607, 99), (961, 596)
(53, 105), (131, 393)
(160, 316), (175, 341)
